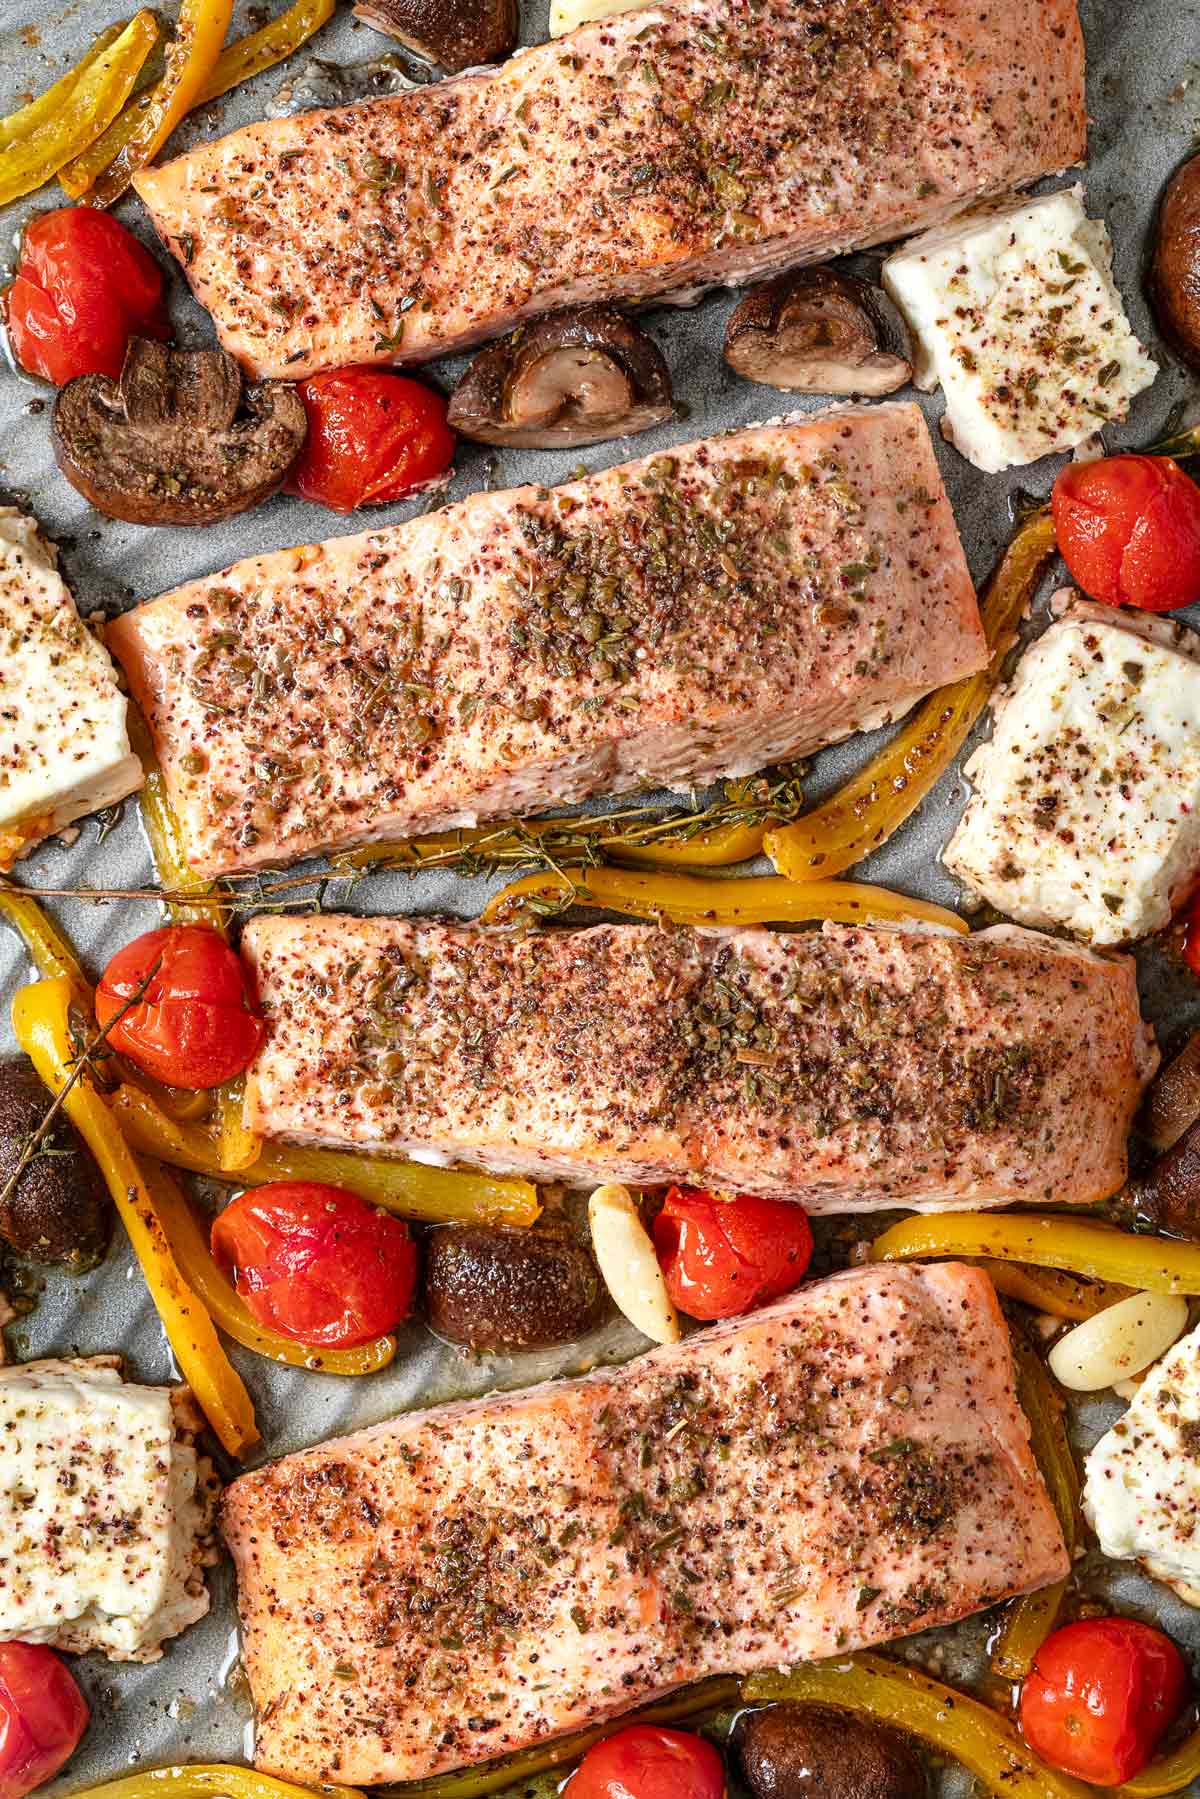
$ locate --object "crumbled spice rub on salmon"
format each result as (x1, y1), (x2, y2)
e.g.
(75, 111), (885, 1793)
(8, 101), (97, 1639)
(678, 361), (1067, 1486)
(134, 0), (1085, 379)
(110, 407), (984, 879)
(242, 917), (1153, 1210)
(222, 1263), (1067, 1785)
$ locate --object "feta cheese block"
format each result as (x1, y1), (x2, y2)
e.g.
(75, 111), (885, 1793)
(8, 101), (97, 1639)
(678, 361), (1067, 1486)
(882, 187), (1157, 471)
(0, 1356), (218, 1661)
(1083, 1319), (1200, 1606)
(0, 508), (143, 870)
(944, 597), (1200, 946)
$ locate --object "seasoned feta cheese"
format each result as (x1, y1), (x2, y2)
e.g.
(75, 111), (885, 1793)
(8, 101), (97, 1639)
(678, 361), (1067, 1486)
(1083, 1319), (1200, 1605)
(0, 1356), (217, 1661)
(0, 508), (143, 868)
(882, 187), (1157, 471)
(944, 596), (1200, 946)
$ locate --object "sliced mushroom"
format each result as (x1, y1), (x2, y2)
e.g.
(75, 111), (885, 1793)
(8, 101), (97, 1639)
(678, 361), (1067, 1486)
(724, 267), (911, 395)
(448, 306), (674, 448)
(53, 337), (308, 527)
(1151, 154), (1200, 367)
(352, 0), (516, 71)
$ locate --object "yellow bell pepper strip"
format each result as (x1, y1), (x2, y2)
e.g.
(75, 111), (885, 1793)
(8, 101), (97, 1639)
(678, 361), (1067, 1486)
(480, 867), (969, 934)
(968, 1258), (1131, 1321)
(395, 1676), (741, 1798)
(59, 1766), (363, 1799)
(112, 1083), (542, 1228)
(0, 882), (93, 1011)
(742, 1655), (1094, 1799)
(871, 1211), (1200, 1296)
(127, 709), (224, 927)
(140, 1155), (395, 1376)
(765, 508), (1057, 882)
(0, 12), (158, 205)
(1122, 1730), (1200, 1797)
(0, 21), (126, 149)
(991, 1331), (1080, 1680)
(216, 1076), (262, 1172)
(198, 0), (336, 103)
(60, 0), (234, 205)
(338, 815), (765, 878)
(13, 977), (258, 1458)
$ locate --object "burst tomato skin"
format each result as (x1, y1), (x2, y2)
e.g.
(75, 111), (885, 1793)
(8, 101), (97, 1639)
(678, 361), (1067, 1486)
(4, 208), (170, 386)
(652, 1186), (814, 1321)
(284, 367), (455, 512)
(212, 1181), (419, 1347)
(95, 925), (263, 1091)
(1019, 1618), (1188, 1786)
(0, 1643), (89, 1799)
(1051, 454), (1200, 612)
(566, 1726), (725, 1799)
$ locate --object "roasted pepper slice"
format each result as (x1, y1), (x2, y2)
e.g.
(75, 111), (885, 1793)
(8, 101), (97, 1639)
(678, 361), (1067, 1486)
(126, 708), (224, 926)
(970, 1259), (1131, 1321)
(12, 977), (258, 1457)
(766, 510), (1057, 882)
(56, 1766), (363, 1799)
(0, 882), (93, 1011)
(112, 1082), (541, 1227)
(60, 0), (234, 205)
(0, 12), (158, 206)
(140, 1156), (395, 1376)
(480, 867), (968, 933)
(1123, 1730), (1200, 1797)
(198, 0), (336, 103)
(0, 21), (125, 150)
(339, 815), (765, 877)
(870, 1212), (1200, 1295)
(216, 1075), (262, 1172)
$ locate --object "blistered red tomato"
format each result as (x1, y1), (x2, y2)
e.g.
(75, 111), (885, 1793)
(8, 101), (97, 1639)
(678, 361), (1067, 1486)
(1020, 1618), (1188, 1786)
(212, 1181), (419, 1347)
(96, 925), (263, 1091)
(567, 1726), (725, 1799)
(1051, 454), (1200, 612)
(652, 1186), (814, 1321)
(284, 367), (455, 512)
(3, 208), (170, 387)
(0, 1643), (89, 1799)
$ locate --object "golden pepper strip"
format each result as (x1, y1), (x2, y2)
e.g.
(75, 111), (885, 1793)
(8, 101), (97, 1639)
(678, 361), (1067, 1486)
(127, 709), (224, 926)
(140, 1155), (395, 1376)
(198, 0), (336, 102)
(216, 1075), (262, 1172)
(61, 1765), (363, 1799)
(112, 1083), (541, 1228)
(1122, 1732), (1200, 1797)
(743, 1655), (1094, 1799)
(60, 0), (234, 205)
(766, 510), (1057, 882)
(0, 21), (125, 150)
(480, 867), (968, 933)
(870, 1212), (1200, 1296)
(12, 979), (258, 1457)
(0, 884), (93, 1011)
(338, 814), (765, 877)
(968, 1258), (1131, 1321)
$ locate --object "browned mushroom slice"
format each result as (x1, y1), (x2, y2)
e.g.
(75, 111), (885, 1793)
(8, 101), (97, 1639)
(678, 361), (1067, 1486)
(352, 0), (516, 71)
(448, 306), (674, 448)
(1151, 154), (1200, 368)
(724, 267), (911, 395)
(52, 338), (308, 527)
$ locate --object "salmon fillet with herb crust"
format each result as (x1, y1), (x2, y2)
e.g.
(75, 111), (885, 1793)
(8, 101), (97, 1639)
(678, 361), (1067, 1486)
(133, 0), (1085, 379)
(240, 916), (1154, 1210)
(108, 405), (985, 879)
(222, 1262), (1068, 1785)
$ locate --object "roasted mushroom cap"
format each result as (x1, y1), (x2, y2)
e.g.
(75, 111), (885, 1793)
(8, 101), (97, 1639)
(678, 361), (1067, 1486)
(724, 267), (911, 395)
(448, 306), (674, 448)
(353, 0), (516, 71)
(1151, 154), (1200, 367)
(0, 1059), (111, 1269)
(53, 338), (308, 527)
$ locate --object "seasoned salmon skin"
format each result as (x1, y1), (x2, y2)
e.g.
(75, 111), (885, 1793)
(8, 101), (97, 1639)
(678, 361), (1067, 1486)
(241, 916), (1154, 1210)
(222, 1262), (1068, 1784)
(133, 0), (1086, 379)
(109, 405), (985, 879)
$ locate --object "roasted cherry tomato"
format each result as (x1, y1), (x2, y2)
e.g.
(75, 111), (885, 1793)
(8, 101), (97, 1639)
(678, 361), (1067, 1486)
(284, 367), (455, 512)
(3, 208), (170, 387)
(0, 1643), (89, 1799)
(212, 1181), (419, 1347)
(1019, 1617), (1188, 1786)
(567, 1725), (725, 1799)
(1051, 453), (1200, 612)
(96, 924), (263, 1091)
(652, 1186), (814, 1321)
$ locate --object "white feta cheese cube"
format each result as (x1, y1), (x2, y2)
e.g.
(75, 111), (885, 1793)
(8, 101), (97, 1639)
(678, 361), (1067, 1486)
(0, 508), (143, 868)
(944, 596), (1200, 946)
(882, 187), (1158, 472)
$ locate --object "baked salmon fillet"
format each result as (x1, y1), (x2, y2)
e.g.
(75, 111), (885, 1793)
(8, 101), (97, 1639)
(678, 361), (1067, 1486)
(241, 916), (1154, 1209)
(108, 405), (985, 880)
(222, 1262), (1068, 1784)
(132, 0), (1085, 379)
